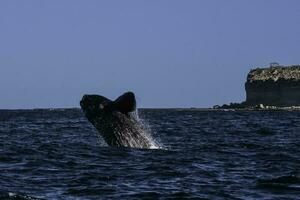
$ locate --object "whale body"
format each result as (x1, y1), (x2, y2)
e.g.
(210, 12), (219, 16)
(80, 92), (155, 148)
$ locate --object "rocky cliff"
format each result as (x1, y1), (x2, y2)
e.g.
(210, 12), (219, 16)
(245, 65), (300, 106)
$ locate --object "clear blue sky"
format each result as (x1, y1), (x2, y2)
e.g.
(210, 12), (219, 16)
(1, 0), (299, 108)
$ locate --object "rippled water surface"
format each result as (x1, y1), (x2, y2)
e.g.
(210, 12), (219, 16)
(0, 109), (300, 199)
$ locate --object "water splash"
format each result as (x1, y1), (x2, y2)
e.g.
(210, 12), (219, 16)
(129, 110), (163, 149)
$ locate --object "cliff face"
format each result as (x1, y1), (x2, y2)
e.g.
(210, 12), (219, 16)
(245, 65), (300, 106)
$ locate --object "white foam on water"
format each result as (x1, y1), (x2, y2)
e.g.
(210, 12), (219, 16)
(8, 192), (16, 197)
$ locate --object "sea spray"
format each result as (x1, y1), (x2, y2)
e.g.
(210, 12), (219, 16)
(130, 109), (163, 149)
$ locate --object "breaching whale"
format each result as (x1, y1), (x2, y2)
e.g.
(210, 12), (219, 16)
(80, 92), (156, 148)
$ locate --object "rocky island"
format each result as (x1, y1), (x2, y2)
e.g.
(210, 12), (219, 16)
(245, 64), (300, 107)
(215, 63), (300, 110)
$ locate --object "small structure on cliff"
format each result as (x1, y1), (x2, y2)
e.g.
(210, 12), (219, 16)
(245, 64), (300, 107)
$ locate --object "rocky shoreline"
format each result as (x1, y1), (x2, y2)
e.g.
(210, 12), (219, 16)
(213, 102), (300, 111)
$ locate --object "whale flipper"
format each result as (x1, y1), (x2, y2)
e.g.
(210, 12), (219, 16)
(113, 92), (136, 114)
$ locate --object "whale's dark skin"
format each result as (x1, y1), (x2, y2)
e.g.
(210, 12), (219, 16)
(80, 92), (154, 148)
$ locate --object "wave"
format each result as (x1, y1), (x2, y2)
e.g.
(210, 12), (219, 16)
(257, 174), (300, 191)
(0, 191), (42, 200)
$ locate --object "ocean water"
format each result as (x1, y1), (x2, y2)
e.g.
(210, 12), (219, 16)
(0, 109), (299, 200)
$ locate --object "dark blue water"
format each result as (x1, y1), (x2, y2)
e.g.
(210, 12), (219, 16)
(0, 109), (300, 199)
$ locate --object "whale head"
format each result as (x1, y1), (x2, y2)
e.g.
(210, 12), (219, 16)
(80, 92), (136, 123)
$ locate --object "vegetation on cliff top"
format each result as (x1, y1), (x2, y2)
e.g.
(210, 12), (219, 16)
(247, 65), (300, 82)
